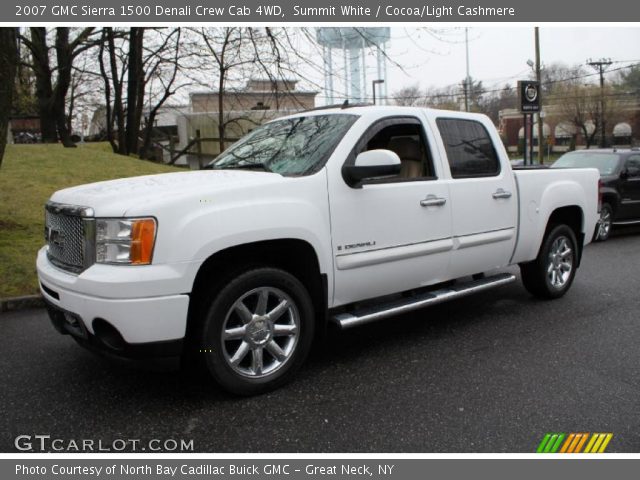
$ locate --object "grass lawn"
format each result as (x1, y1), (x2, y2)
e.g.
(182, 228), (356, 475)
(0, 143), (181, 299)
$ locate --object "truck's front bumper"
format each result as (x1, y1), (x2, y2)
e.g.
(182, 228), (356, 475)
(36, 247), (190, 358)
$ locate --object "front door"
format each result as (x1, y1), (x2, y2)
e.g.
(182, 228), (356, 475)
(328, 117), (453, 307)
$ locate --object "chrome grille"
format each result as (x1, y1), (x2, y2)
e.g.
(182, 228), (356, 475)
(45, 202), (95, 273)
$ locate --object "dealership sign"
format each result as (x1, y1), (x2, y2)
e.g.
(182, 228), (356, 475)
(518, 80), (541, 113)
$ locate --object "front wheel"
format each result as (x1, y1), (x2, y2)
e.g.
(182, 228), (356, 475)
(199, 267), (315, 396)
(520, 224), (578, 299)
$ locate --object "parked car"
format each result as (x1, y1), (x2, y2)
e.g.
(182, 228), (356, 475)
(551, 149), (640, 241)
(37, 106), (599, 395)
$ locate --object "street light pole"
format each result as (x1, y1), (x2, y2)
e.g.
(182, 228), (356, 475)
(372, 79), (384, 105)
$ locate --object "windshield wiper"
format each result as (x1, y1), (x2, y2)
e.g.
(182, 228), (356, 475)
(219, 162), (273, 173)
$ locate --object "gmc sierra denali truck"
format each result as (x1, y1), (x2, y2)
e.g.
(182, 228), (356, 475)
(37, 106), (600, 395)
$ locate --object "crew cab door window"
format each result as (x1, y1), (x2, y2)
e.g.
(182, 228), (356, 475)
(348, 118), (437, 183)
(436, 118), (500, 178)
(625, 155), (640, 176)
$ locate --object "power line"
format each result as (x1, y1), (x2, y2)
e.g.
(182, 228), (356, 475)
(319, 61), (640, 103)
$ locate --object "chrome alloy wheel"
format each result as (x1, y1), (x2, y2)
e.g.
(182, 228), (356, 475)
(547, 236), (574, 289)
(221, 287), (299, 378)
(597, 208), (612, 240)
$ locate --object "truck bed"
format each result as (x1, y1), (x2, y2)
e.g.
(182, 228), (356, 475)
(510, 167), (600, 265)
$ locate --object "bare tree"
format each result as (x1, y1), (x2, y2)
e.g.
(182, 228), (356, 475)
(98, 27), (127, 153)
(97, 28), (185, 158)
(197, 28), (262, 154)
(190, 27), (310, 155)
(479, 83), (517, 124)
(0, 28), (18, 167)
(20, 27), (98, 146)
(539, 63), (585, 95)
(392, 84), (422, 106)
(553, 83), (626, 149)
(139, 29), (184, 159)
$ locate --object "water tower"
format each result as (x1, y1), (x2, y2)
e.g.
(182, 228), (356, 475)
(316, 28), (390, 105)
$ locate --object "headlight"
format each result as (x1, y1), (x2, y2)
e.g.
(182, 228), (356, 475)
(95, 218), (157, 265)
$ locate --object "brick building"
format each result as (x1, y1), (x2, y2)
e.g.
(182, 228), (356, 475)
(499, 99), (640, 154)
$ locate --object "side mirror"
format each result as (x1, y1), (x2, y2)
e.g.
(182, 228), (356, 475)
(343, 149), (401, 187)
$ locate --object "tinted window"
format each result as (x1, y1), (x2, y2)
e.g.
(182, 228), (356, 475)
(436, 118), (500, 178)
(626, 155), (640, 169)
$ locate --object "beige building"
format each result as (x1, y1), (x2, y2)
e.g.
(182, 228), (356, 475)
(179, 79), (318, 162)
(191, 79), (317, 114)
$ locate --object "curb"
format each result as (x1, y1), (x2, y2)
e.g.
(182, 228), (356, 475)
(0, 294), (45, 313)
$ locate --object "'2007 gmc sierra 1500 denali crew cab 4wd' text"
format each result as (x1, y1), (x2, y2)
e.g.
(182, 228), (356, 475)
(37, 106), (600, 395)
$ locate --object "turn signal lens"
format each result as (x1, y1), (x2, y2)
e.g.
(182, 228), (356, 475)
(130, 219), (156, 265)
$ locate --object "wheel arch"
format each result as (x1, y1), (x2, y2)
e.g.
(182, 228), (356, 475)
(545, 205), (585, 266)
(600, 189), (619, 215)
(185, 239), (328, 347)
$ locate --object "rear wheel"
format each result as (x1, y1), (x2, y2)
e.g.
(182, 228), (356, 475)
(520, 224), (578, 299)
(198, 267), (314, 395)
(594, 203), (613, 242)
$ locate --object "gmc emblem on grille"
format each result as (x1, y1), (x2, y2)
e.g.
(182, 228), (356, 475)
(45, 226), (65, 247)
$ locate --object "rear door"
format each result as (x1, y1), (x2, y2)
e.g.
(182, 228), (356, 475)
(433, 116), (518, 278)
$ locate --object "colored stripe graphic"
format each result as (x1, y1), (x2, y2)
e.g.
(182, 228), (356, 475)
(536, 434), (551, 453)
(598, 433), (613, 453)
(559, 433), (575, 453)
(537, 433), (613, 453)
(584, 433), (599, 453)
(574, 433), (589, 453)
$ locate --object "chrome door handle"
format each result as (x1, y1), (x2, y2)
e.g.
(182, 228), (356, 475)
(492, 188), (512, 199)
(420, 195), (447, 207)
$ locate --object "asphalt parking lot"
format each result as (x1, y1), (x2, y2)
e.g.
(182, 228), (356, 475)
(1, 228), (640, 453)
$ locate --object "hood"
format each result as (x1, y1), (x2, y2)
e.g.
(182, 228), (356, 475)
(50, 170), (286, 217)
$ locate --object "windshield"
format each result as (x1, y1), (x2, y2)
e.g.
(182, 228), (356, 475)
(551, 152), (621, 175)
(207, 114), (358, 176)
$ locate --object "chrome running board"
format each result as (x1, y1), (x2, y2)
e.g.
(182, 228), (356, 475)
(612, 219), (640, 226)
(331, 273), (516, 329)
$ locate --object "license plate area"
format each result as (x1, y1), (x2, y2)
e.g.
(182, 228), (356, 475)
(47, 304), (89, 339)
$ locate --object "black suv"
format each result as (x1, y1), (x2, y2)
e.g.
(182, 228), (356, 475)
(551, 149), (640, 241)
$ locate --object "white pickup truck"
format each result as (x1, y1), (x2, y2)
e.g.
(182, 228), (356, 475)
(37, 106), (599, 395)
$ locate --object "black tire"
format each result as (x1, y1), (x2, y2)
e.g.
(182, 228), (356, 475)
(520, 224), (578, 299)
(594, 203), (613, 242)
(198, 267), (314, 396)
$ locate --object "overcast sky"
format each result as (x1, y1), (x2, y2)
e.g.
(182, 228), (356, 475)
(308, 27), (640, 103)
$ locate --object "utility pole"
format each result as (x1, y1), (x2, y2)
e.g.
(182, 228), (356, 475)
(587, 57), (612, 148)
(464, 27), (471, 112)
(462, 79), (469, 112)
(535, 27), (543, 165)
